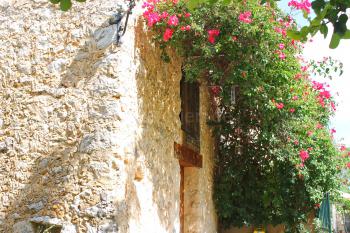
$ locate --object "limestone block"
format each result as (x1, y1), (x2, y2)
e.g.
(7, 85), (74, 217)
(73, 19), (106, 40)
(28, 201), (44, 212)
(97, 221), (118, 233)
(30, 216), (77, 233)
(78, 130), (120, 154)
(93, 24), (118, 50)
(13, 220), (35, 233)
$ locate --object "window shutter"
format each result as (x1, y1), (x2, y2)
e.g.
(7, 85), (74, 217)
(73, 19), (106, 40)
(180, 76), (200, 147)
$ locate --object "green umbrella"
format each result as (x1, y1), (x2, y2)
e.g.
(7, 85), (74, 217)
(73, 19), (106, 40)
(319, 193), (332, 233)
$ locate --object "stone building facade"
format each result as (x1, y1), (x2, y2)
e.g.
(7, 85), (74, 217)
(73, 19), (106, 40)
(0, 0), (217, 232)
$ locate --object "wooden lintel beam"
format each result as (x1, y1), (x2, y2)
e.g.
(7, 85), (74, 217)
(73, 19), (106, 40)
(174, 142), (202, 168)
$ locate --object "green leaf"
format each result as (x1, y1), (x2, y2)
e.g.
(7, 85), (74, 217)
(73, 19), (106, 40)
(342, 30), (350, 39)
(300, 26), (310, 36)
(50, 0), (60, 4)
(303, 10), (309, 19)
(222, 0), (231, 6)
(339, 14), (348, 24)
(75, 0), (86, 2)
(329, 32), (341, 49)
(60, 0), (72, 11)
(311, 0), (325, 14)
(186, 0), (201, 10)
(334, 21), (347, 36)
(287, 30), (303, 40)
(320, 23), (328, 38)
(326, 9), (339, 23)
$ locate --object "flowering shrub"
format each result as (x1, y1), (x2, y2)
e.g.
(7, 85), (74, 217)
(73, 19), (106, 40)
(142, 0), (343, 230)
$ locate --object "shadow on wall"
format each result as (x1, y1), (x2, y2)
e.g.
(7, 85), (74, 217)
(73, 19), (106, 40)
(3, 17), (140, 233)
(60, 18), (118, 88)
(4, 8), (184, 233)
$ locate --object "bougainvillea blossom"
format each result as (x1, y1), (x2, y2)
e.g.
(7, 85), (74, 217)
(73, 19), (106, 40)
(238, 11), (252, 24)
(180, 25), (191, 31)
(299, 150), (310, 162)
(207, 29), (220, 44)
(167, 15), (179, 26)
(163, 28), (174, 41)
(288, 0), (311, 14)
(275, 102), (284, 109)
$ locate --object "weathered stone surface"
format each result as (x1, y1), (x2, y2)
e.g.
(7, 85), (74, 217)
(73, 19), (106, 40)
(78, 130), (120, 154)
(94, 24), (119, 50)
(28, 201), (44, 212)
(30, 216), (77, 233)
(0, 0), (217, 232)
(13, 220), (35, 233)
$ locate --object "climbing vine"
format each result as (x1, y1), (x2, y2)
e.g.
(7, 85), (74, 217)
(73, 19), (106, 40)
(142, 0), (345, 231)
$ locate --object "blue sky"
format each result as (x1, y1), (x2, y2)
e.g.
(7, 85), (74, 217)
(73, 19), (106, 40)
(278, 1), (350, 147)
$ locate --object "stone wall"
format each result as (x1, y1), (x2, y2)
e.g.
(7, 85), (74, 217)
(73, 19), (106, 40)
(183, 83), (217, 233)
(0, 0), (217, 232)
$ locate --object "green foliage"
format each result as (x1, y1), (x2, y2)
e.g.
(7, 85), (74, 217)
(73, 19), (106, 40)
(49, 0), (85, 11)
(287, 0), (350, 48)
(144, 0), (342, 230)
(47, 0), (344, 229)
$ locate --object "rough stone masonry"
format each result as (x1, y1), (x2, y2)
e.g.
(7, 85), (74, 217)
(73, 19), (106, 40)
(0, 0), (217, 232)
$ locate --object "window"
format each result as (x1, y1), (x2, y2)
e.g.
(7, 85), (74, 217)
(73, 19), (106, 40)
(180, 75), (200, 149)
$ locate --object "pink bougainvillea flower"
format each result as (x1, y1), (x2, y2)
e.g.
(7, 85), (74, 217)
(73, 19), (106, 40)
(294, 140), (299, 145)
(299, 150), (310, 162)
(180, 25), (191, 31)
(184, 12), (191, 18)
(317, 96), (325, 107)
(316, 123), (323, 129)
(144, 12), (161, 27)
(163, 28), (174, 42)
(341, 145), (347, 151)
(275, 102), (284, 109)
(238, 11), (252, 24)
(331, 128), (336, 134)
(207, 29), (220, 44)
(320, 90), (331, 99)
(347, 163), (350, 169)
(294, 73), (302, 80)
(278, 51), (286, 60)
(330, 101), (336, 111)
(172, 0), (179, 4)
(142, 1), (151, 8)
(301, 65), (309, 72)
(290, 108), (295, 113)
(312, 81), (324, 90)
(210, 86), (221, 96)
(232, 36), (238, 41)
(279, 43), (285, 49)
(161, 11), (169, 19)
(307, 131), (313, 137)
(167, 15), (179, 26)
(307, 147), (313, 151)
(288, 0), (311, 14)
(274, 27), (287, 37)
(292, 96), (298, 101)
